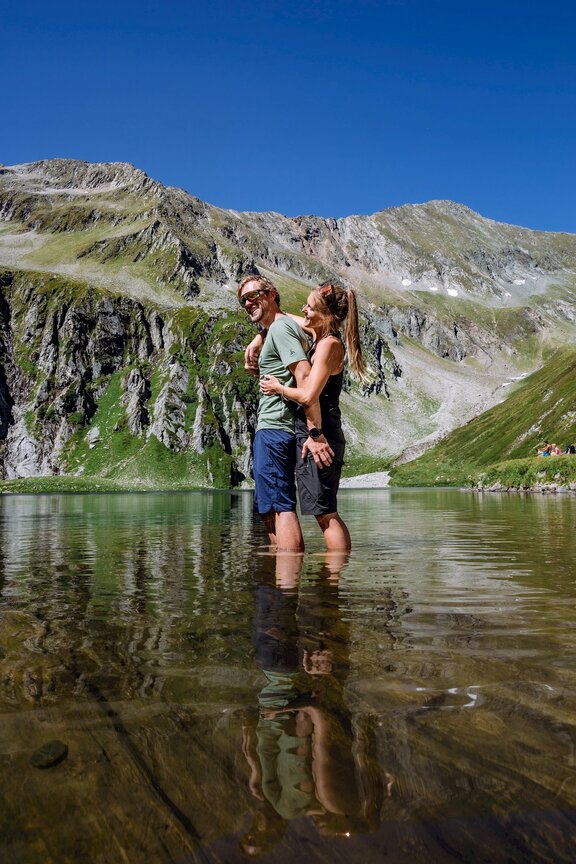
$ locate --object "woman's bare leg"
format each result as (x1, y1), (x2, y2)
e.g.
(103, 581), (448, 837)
(315, 512), (351, 552)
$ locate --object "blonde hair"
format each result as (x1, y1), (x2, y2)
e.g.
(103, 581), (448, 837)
(237, 274), (280, 305)
(314, 282), (367, 381)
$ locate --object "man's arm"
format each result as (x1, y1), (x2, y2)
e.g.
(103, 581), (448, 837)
(290, 360), (334, 468)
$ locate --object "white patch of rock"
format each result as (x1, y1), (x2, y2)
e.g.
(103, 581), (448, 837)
(86, 426), (101, 448)
(3, 414), (40, 478)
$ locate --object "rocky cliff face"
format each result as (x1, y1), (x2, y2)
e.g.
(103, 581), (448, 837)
(1, 158), (576, 484)
(0, 268), (259, 484)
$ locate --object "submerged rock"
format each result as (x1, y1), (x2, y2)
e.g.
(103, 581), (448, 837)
(30, 740), (69, 769)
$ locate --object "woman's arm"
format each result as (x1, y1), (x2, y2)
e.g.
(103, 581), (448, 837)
(285, 311), (311, 333)
(244, 313), (310, 376)
(259, 338), (342, 406)
(244, 332), (264, 376)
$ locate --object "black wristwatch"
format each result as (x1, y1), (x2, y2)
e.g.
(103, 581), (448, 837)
(308, 427), (323, 439)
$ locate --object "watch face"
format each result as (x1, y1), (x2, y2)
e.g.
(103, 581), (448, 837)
(310, 427), (322, 439)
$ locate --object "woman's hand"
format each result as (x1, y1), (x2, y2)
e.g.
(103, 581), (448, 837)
(302, 436), (334, 467)
(244, 333), (263, 377)
(259, 374), (282, 395)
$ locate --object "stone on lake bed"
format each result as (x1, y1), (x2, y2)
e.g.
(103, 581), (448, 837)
(30, 740), (69, 769)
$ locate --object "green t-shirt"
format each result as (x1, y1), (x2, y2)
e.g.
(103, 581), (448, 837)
(257, 316), (309, 432)
(256, 714), (315, 820)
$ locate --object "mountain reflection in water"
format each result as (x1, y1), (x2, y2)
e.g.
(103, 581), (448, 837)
(0, 488), (575, 864)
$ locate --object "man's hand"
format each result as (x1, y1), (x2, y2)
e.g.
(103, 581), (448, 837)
(244, 333), (263, 377)
(302, 435), (334, 467)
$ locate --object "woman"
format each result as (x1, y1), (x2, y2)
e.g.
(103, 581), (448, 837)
(259, 282), (366, 551)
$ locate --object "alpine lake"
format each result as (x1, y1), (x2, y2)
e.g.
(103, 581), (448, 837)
(1, 487), (575, 864)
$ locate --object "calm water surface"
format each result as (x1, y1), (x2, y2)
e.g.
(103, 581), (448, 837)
(1, 488), (576, 863)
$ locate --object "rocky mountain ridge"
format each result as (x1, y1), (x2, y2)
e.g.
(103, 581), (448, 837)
(1, 158), (576, 486)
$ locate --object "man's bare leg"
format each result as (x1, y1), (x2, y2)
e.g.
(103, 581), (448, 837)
(275, 551), (304, 589)
(260, 512), (277, 545)
(275, 511), (305, 552)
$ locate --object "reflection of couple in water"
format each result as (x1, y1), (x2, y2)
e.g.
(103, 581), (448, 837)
(240, 552), (387, 856)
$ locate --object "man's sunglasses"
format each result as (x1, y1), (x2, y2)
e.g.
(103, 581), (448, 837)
(239, 288), (267, 307)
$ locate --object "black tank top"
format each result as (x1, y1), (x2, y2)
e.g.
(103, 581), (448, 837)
(295, 336), (343, 436)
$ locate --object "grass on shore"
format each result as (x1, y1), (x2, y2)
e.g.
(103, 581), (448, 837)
(0, 475), (215, 495)
(475, 454), (576, 489)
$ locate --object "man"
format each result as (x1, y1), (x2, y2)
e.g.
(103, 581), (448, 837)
(238, 275), (333, 551)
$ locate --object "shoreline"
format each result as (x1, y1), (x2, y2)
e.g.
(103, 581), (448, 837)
(339, 471), (391, 489)
(476, 482), (576, 494)
(0, 470), (393, 495)
(3, 472), (576, 496)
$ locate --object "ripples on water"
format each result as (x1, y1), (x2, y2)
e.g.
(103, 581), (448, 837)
(1, 488), (576, 863)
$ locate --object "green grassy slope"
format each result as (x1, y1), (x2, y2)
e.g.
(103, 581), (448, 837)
(391, 348), (576, 486)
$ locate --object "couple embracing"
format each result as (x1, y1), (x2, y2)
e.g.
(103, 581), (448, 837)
(238, 275), (366, 553)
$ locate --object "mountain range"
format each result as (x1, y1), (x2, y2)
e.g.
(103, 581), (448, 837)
(1, 158), (576, 488)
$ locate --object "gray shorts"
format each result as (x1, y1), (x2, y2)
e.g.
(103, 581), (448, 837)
(295, 430), (345, 516)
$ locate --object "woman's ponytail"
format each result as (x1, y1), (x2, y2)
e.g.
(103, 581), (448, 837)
(343, 289), (368, 382)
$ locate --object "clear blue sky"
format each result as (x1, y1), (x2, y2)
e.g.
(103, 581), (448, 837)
(3, 1), (576, 232)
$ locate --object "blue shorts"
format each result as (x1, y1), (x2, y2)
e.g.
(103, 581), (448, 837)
(253, 429), (297, 515)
